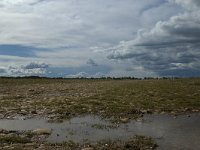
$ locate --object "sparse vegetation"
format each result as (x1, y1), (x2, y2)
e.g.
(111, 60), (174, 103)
(0, 78), (199, 122)
(0, 133), (157, 150)
(0, 136), (30, 144)
(0, 78), (199, 149)
(93, 135), (157, 150)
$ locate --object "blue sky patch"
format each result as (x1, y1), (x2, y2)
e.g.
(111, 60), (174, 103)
(0, 0), (199, 77)
(0, 45), (47, 57)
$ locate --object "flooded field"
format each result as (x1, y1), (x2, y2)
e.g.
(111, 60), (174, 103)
(0, 78), (200, 149)
(0, 113), (199, 150)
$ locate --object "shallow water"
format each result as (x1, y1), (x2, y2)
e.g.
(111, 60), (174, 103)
(0, 113), (199, 150)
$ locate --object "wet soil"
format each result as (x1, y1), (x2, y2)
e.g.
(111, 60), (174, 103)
(0, 113), (199, 150)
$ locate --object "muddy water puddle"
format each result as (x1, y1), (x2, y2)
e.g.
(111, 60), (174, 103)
(0, 113), (199, 150)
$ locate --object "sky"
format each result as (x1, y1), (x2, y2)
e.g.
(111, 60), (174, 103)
(0, 0), (199, 78)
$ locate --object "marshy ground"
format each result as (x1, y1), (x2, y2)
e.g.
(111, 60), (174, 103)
(0, 78), (199, 149)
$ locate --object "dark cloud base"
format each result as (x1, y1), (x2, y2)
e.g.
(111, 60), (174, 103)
(106, 0), (200, 77)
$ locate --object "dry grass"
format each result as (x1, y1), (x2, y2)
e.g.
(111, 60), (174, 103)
(0, 78), (199, 122)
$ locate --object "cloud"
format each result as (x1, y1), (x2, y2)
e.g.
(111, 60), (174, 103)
(1, 0), (196, 77)
(66, 72), (89, 78)
(105, 0), (200, 76)
(66, 71), (105, 78)
(0, 0), (180, 49)
(86, 59), (98, 67)
(24, 62), (49, 69)
(170, 0), (200, 10)
(2, 62), (49, 76)
(0, 68), (6, 73)
(92, 72), (105, 78)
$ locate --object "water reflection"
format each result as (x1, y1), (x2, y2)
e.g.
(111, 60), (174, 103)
(0, 113), (199, 150)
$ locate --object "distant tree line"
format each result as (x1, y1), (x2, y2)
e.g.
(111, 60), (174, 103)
(0, 76), (195, 80)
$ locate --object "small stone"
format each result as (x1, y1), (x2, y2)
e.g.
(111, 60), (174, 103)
(31, 110), (37, 114)
(20, 109), (27, 115)
(32, 128), (52, 135)
(185, 108), (191, 111)
(16, 95), (21, 97)
(120, 118), (129, 123)
(170, 111), (176, 115)
(141, 110), (147, 114)
(160, 111), (165, 114)
(146, 109), (153, 114)
(192, 109), (199, 112)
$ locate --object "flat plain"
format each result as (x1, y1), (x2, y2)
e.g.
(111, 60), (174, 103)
(0, 78), (199, 149)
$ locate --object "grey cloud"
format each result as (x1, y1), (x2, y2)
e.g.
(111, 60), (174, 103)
(106, 0), (200, 76)
(170, 0), (200, 10)
(0, 0), (180, 49)
(92, 72), (105, 78)
(0, 68), (6, 73)
(0, 0), (192, 77)
(66, 72), (89, 78)
(24, 62), (49, 69)
(66, 72), (105, 78)
(6, 62), (49, 76)
(0, 0), (43, 6)
(86, 59), (98, 67)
